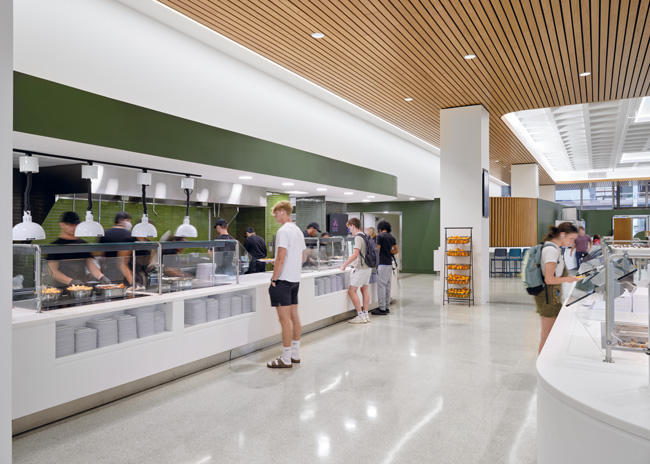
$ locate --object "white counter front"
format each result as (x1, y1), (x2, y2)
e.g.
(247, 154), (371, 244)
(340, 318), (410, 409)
(13, 269), (395, 422)
(537, 302), (650, 463)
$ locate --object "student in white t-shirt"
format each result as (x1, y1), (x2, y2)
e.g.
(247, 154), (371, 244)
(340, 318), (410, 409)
(536, 222), (580, 354)
(266, 201), (307, 368)
(339, 217), (373, 324)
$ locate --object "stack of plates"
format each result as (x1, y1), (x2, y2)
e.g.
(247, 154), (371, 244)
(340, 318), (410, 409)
(185, 298), (207, 326)
(218, 295), (231, 319)
(316, 279), (325, 296)
(74, 327), (98, 353)
(207, 298), (220, 322)
(126, 306), (155, 338)
(55, 325), (75, 358)
(337, 274), (346, 290)
(242, 294), (253, 313)
(214, 274), (232, 283)
(154, 310), (165, 333)
(231, 296), (242, 316)
(330, 275), (340, 292)
(87, 318), (118, 348)
(113, 314), (137, 343)
(324, 278), (332, 294)
(196, 263), (215, 282)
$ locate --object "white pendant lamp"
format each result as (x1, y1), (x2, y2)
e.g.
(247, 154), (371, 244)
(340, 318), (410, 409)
(13, 155), (46, 241)
(174, 176), (198, 238)
(132, 170), (158, 238)
(75, 163), (105, 237)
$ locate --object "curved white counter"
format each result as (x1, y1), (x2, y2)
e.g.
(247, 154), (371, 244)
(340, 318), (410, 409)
(537, 303), (650, 463)
(12, 269), (393, 427)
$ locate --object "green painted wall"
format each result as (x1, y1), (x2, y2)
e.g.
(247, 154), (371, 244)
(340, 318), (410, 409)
(581, 208), (650, 237)
(536, 199), (565, 242)
(14, 72), (397, 197)
(348, 200), (440, 274)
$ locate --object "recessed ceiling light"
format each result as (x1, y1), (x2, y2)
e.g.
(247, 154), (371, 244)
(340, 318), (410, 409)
(362, 199), (370, 203)
(404, 97), (414, 102)
(311, 32), (325, 39)
(409, 197), (415, 200)
(495, 160), (500, 163)
(316, 188), (327, 191)
(367, 195), (375, 198)
(344, 192), (354, 195)
(282, 182), (294, 186)
(579, 71), (591, 77)
(383, 211), (389, 214)
(285, 190), (309, 194)
(464, 54), (477, 60)
(238, 175), (253, 180)
(621, 151), (650, 163)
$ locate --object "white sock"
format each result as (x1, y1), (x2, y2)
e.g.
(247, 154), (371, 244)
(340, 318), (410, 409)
(362, 310), (369, 319)
(281, 346), (292, 364)
(291, 340), (300, 359)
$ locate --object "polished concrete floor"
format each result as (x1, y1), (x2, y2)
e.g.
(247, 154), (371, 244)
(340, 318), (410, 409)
(13, 275), (540, 463)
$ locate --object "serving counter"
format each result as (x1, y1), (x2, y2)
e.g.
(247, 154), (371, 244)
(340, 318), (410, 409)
(12, 266), (396, 432)
(537, 294), (650, 462)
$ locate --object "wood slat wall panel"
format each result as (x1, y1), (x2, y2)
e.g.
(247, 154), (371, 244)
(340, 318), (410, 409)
(490, 198), (538, 247)
(158, 0), (650, 186)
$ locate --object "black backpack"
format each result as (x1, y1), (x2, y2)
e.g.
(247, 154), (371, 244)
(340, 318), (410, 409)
(357, 232), (380, 268)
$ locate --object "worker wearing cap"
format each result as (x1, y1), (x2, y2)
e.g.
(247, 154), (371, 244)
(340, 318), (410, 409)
(212, 218), (237, 275)
(303, 222), (320, 266)
(46, 211), (108, 287)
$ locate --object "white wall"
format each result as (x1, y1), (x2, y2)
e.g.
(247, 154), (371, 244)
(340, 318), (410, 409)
(489, 180), (504, 197)
(14, 0), (440, 199)
(1, 0), (12, 458)
(539, 185), (556, 203)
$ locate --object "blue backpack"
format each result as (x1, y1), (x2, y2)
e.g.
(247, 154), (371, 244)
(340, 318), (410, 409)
(522, 243), (558, 295)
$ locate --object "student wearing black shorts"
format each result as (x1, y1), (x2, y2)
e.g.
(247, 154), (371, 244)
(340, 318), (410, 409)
(267, 201), (306, 368)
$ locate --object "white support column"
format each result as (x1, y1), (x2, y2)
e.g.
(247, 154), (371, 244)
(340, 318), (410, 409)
(0, 0), (12, 458)
(511, 164), (540, 198)
(539, 185), (556, 203)
(440, 105), (489, 305)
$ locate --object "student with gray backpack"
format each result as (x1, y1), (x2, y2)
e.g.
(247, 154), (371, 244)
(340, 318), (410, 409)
(340, 218), (378, 324)
(529, 223), (580, 354)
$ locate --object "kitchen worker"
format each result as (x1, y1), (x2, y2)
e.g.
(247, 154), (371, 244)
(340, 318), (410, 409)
(303, 222), (320, 266)
(46, 211), (108, 287)
(99, 211), (136, 285)
(211, 219), (237, 275)
(243, 227), (268, 274)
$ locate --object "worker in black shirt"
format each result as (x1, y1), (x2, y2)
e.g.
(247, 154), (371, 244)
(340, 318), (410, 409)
(98, 212), (136, 285)
(46, 211), (108, 287)
(303, 222), (320, 266)
(243, 227), (267, 273)
(211, 218), (237, 275)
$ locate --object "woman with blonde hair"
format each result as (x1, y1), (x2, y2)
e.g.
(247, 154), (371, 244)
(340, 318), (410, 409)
(536, 222), (580, 353)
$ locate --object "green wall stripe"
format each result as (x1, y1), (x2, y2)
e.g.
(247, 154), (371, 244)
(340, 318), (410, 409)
(536, 199), (564, 243)
(348, 200), (440, 274)
(13, 72), (397, 197)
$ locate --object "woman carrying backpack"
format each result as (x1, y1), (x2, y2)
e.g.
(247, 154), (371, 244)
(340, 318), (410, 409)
(537, 222), (580, 354)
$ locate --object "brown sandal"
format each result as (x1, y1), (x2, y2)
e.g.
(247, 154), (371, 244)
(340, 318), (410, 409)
(291, 358), (300, 364)
(267, 357), (292, 368)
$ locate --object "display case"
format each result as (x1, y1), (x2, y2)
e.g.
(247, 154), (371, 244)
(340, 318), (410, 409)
(568, 238), (650, 364)
(443, 227), (474, 306)
(13, 239), (242, 311)
(282, 236), (348, 272)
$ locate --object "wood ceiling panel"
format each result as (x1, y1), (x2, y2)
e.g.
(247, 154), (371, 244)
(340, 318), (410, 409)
(158, 0), (650, 186)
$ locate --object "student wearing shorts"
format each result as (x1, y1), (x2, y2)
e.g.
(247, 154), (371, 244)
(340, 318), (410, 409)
(267, 201), (307, 368)
(536, 222), (580, 354)
(340, 218), (372, 324)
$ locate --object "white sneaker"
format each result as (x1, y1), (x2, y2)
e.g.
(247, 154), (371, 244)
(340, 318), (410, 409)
(363, 313), (371, 323)
(348, 315), (366, 324)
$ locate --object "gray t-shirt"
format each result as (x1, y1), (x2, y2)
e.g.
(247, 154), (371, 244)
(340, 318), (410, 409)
(353, 234), (367, 268)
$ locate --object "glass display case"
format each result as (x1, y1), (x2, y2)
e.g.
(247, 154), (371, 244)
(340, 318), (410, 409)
(568, 238), (650, 362)
(301, 236), (348, 272)
(13, 239), (241, 311)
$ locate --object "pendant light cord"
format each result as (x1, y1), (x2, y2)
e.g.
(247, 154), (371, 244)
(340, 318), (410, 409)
(24, 172), (32, 213)
(87, 178), (93, 211)
(184, 188), (191, 216)
(141, 184), (148, 215)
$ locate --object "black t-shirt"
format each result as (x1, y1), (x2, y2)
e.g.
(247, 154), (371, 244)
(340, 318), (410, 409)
(376, 232), (396, 266)
(244, 234), (267, 259)
(214, 234), (237, 252)
(303, 230), (317, 248)
(99, 227), (136, 257)
(45, 238), (92, 284)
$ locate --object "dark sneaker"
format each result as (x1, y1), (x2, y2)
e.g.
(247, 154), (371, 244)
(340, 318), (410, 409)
(370, 309), (389, 316)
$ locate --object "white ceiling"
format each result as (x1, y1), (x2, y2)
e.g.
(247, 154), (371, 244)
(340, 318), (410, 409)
(503, 96), (650, 183)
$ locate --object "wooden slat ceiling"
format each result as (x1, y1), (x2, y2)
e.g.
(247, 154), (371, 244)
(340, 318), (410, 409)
(158, 0), (650, 185)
